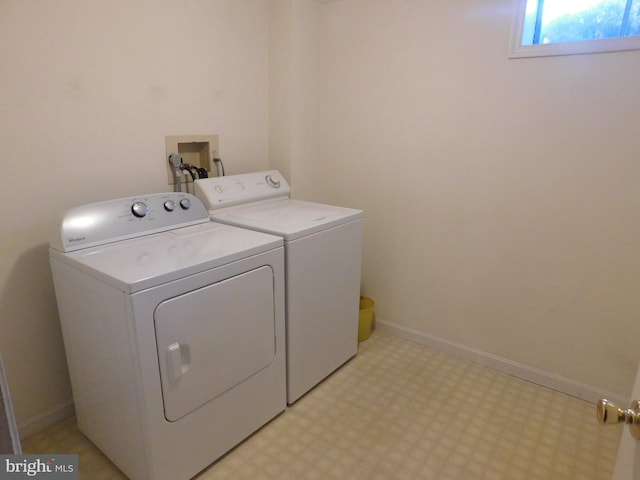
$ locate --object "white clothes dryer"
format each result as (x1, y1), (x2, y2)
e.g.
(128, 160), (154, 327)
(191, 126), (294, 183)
(49, 193), (286, 480)
(195, 171), (363, 404)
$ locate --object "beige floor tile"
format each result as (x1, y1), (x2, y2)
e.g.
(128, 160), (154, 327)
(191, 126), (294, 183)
(22, 331), (622, 479)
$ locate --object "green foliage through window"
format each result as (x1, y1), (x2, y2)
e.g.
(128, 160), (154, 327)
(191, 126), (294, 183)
(522, 0), (640, 45)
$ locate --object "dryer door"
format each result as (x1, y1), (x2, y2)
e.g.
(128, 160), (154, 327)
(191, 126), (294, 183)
(154, 266), (276, 422)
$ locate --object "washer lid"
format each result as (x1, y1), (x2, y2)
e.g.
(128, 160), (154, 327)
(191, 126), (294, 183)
(212, 199), (363, 241)
(50, 222), (283, 294)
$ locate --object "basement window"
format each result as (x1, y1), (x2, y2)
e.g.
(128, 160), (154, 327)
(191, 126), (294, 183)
(510, 0), (640, 58)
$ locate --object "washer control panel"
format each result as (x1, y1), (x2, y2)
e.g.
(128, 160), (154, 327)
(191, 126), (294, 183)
(51, 193), (209, 252)
(194, 170), (291, 210)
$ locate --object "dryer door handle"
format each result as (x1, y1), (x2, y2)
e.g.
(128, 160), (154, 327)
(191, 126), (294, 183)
(166, 342), (184, 383)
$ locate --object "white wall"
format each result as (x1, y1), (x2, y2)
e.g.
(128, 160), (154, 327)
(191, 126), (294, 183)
(0, 0), (270, 434)
(269, 0), (323, 201)
(314, 0), (640, 400)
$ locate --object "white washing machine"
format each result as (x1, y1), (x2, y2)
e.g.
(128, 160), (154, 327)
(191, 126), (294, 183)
(49, 193), (286, 480)
(194, 171), (363, 404)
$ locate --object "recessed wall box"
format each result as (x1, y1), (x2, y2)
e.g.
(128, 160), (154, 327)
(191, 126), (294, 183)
(165, 135), (219, 185)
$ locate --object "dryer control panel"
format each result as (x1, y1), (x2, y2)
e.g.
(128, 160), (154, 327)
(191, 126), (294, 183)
(194, 170), (291, 211)
(51, 193), (210, 252)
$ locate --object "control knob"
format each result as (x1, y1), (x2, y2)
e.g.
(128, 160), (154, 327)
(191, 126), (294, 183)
(131, 202), (148, 218)
(164, 200), (176, 212)
(265, 174), (281, 188)
(180, 198), (191, 210)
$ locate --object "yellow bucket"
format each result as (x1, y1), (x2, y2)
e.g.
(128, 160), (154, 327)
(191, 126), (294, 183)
(358, 296), (375, 342)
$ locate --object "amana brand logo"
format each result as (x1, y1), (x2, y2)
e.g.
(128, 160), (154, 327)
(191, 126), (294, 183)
(0, 455), (77, 479)
(67, 237), (86, 243)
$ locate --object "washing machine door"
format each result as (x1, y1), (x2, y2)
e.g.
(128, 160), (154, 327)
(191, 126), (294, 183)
(154, 266), (276, 422)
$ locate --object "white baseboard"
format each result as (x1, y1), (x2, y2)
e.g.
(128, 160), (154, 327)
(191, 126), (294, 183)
(375, 318), (628, 406)
(17, 399), (75, 440)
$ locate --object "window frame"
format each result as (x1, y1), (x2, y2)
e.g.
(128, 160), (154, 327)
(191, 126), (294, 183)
(509, 0), (640, 58)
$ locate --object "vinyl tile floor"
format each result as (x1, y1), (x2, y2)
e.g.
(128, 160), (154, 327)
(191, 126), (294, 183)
(22, 331), (622, 480)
